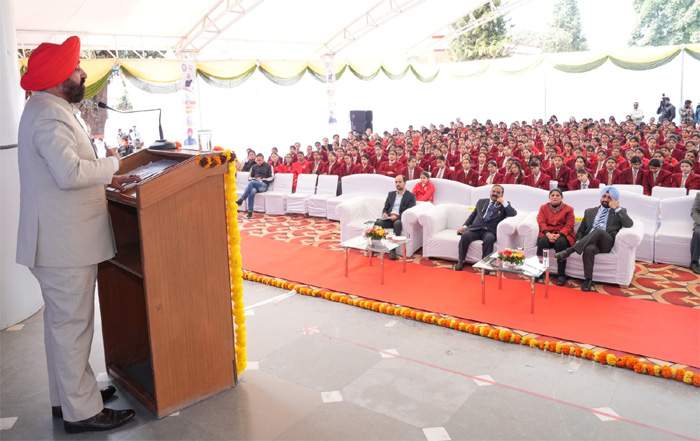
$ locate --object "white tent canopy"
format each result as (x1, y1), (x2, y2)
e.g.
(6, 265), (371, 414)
(13, 0), (492, 60)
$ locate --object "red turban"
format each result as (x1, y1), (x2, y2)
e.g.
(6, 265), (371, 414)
(20, 36), (81, 91)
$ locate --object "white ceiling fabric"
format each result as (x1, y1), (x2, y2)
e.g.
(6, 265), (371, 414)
(13, 0), (488, 60)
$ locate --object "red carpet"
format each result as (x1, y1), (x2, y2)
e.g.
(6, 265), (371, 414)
(241, 235), (700, 367)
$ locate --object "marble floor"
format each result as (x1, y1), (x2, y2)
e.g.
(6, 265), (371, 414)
(1, 280), (698, 440)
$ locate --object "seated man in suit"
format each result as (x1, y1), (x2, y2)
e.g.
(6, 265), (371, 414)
(691, 193), (700, 274)
(375, 175), (416, 260)
(554, 186), (634, 291)
(455, 184), (517, 271)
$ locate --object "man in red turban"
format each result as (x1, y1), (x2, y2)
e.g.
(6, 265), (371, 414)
(17, 36), (139, 434)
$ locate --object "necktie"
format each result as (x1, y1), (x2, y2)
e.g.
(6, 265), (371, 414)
(633, 170), (637, 185)
(483, 201), (495, 222)
(555, 168), (560, 179)
(582, 182), (587, 190)
(682, 174), (688, 188)
(438, 168), (443, 179)
(591, 207), (609, 232)
(488, 174), (494, 184)
(608, 171), (613, 185)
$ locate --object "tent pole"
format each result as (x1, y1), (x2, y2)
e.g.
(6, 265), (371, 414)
(679, 44), (685, 106)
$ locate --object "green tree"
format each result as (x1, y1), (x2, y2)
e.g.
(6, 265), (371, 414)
(448, 0), (511, 61)
(542, 0), (588, 53)
(630, 0), (700, 46)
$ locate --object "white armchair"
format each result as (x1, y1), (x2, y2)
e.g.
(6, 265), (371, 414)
(418, 204), (521, 263)
(326, 174), (395, 221)
(400, 202), (434, 256)
(654, 196), (695, 266)
(336, 196), (386, 243)
(652, 187), (687, 200)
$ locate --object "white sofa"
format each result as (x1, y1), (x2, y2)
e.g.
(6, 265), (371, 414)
(263, 173), (295, 215)
(326, 174), (395, 221)
(307, 175), (340, 218)
(336, 196), (386, 243)
(654, 196), (695, 266)
(400, 202), (434, 256)
(286, 174), (318, 214)
(613, 184), (644, 195)
(406, 178), (473, 206)
(417, 203), (523, 263)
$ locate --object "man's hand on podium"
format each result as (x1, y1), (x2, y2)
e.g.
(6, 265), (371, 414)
(111, 174), (142, 192)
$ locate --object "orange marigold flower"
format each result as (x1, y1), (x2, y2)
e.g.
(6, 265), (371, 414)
(195, 156), (202, 164)
(661, 366), (672, 379)
(675, 368), (686, 381)
(692, 373), (700, 386)
(175, 141), (182, 148)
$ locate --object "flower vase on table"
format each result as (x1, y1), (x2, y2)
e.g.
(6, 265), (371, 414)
(497, 248), (525, 270)
(364, 225), (386, 248)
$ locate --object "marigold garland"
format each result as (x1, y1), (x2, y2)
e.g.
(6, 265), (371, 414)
(240, 270), (699, 388)
(195, 150), (233, 169)
(224, 151), (246, 374)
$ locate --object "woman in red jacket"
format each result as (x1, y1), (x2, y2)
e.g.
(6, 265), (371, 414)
(412, 171), (435, 203)
(536, 188), (575, 286)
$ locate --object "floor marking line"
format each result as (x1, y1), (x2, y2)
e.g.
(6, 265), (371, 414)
(314, 332), (698, 441)
(244, 291), (296, 311)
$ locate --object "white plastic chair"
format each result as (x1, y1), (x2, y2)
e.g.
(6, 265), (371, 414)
(286, 174), (318, 215)
(307, 175), (339, 217)
(263, 173), (295, 215)
(235, 172), (250, 211)
(251, 177), (275, 213)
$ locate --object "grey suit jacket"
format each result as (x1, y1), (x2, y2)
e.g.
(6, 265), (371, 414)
(692, 193), (700, 234)
(16, 92), (116, 268)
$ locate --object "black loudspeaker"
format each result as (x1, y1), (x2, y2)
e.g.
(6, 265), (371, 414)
(350, 110), (373, 133)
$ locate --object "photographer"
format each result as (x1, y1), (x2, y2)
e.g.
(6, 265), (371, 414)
(657, 95), (676, 123)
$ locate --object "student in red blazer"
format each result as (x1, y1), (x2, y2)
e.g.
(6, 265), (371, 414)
(325, 152), (343, 176)
(400, 156), (424, 181)
(412, 171), (435, 203)
(568, 168), (600, 190)
(369, 147), (387, 169)
(478, 161), (504, 186)
(618, 156), (646, 185)
(595, 157), (623, 186)
(431, 156), (453, 180)
(546, 155), (571, 191)
(338, 154), (359, 178)
(672, 159), (700, 194)
(537, 188), (575, 285)
(377, 151), (402, 177)
(525, 161), (551, 190)
(503, 161), (527, 185)
(357, 154), (375, 174)
(642, 158), (673, 196)
(309, 151), (328, 175)
(453, 157), (480, 187)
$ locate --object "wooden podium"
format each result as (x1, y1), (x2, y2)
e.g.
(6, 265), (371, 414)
(97, 149), (237, 418)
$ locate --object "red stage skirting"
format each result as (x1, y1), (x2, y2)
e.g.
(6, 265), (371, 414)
(241, 234), (700, 367)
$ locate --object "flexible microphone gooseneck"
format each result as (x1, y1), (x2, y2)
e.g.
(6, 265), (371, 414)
(98, 102), (176, 150)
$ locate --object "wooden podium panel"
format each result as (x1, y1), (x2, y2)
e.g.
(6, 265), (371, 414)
(97, 149), (237, 417)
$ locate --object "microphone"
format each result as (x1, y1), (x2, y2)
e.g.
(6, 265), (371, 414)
(98, 102), (176, 150)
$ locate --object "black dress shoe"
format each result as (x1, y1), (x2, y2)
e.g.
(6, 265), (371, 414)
(455, 261), (465, 271)
(557, 275), (567, 286)
(64, 408), (135, 434)
(389, 250), (397, 260)
(235, 198), (243, 206)
(691, 262), (700, 275)
(246, 211), (253, 219)
(554, 248), (573, 262)
(52, 386), (117, 418)
(581, 279), (593, 291)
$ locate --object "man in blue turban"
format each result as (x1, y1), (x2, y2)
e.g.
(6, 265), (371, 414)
(554, 186), (634, 291)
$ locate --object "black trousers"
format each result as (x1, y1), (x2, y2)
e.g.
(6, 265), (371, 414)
(571, 229), (614, 280)
(537, 235), (571, 275)
(458, 229), (496, 261)
(691, 226), (700, 263)
(375, 218), (403, 236)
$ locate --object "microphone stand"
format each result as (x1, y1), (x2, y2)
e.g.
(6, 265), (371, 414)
(98, 102), (177, 150)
